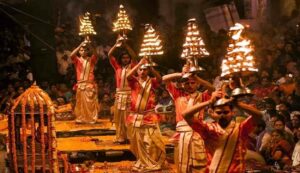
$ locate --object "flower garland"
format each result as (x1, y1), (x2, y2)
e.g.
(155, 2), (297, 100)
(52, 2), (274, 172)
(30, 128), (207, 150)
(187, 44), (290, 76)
(9, 84), (61, 173)
(10, 108), (18, 173)
(36, 92), (46, 173)
(21, 97), (28, 172)
(29, 95), (36, 173)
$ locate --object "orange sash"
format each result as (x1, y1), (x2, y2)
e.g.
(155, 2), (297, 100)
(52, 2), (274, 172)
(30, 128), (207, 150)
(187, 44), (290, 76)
(133, 78), (152, 127)
(209, 121), (240, 173)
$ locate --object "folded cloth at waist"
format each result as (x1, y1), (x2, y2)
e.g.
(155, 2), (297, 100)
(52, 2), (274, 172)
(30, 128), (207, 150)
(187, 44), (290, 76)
(73, 80), (96, 90)
(116, 87), (131, 92)
(126, 110), (160, 126)
(176, 120), (193, 132)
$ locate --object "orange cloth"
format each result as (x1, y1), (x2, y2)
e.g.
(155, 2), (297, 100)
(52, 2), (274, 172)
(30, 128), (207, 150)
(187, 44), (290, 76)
(191, 117), (254, 173)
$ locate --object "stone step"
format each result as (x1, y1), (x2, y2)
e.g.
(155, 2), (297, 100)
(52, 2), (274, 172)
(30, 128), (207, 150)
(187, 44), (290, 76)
(54, 119), (116, 138)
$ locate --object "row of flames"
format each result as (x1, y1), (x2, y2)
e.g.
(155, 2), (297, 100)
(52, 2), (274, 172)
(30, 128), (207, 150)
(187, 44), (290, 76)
(78, 5), (258, 78)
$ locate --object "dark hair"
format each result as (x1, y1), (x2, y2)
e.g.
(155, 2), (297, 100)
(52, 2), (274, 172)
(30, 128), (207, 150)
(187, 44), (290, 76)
(263, 97), (276, 108)
(79, 44), (93, 57)
(274, 115), (286, 125)
(272, 129), (285, 138)
(211, 102), (234, 110)
(119, 51), (131, 59)
(257, 119), (266, 129)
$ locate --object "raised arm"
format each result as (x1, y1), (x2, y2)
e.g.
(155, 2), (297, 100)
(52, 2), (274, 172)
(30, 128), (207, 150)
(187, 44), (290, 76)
(235, 101), (263, 123)
(182, 91), (221, 125)
(150, 67), (162, 83)
(126, 58), (147, 80)
(124, 42), (137, 61)
(162, 73), (182, 84)
(70, 41), (86, 58)
(194, 75), (215, 92)
(108, 37), (122, 59)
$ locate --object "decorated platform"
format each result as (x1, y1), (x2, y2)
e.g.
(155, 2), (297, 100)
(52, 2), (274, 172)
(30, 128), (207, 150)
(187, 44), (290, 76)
(0, 116), (175, 171)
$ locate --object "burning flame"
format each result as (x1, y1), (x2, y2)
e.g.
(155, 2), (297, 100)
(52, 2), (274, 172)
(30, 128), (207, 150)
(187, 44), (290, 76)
(113, 4), (132, 32)
(139, 24), (164, 56)
(221, 23), (258, 77)
(181, 18), (209, 58)
(79, 12), (97, 36)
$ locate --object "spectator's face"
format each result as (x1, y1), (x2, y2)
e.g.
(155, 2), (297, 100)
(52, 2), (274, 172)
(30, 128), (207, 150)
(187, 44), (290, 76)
(269, 116), (278, 127)
(121, 54), (131, 66)
(291, 116), (300, 128)
(274, 120), (285, 131)
(51, 85), (57, 92)
(7, 84), (14, 93)
(17, 87), (24, 95)
(261, 78), (269, 86)
(285, 44), (293, 52)
(271, 131), (282, 143)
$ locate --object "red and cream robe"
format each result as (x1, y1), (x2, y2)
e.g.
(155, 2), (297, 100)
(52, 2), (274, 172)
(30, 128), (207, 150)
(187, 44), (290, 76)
(71, 54), (99, 123)
(126, 77), (166, 171)
(71, 54), (97, 89)
(191, 116), (255, 173)
(167, 83), (209, 172)
(110, 56), (135, 111)
(110, 56), (136, 141)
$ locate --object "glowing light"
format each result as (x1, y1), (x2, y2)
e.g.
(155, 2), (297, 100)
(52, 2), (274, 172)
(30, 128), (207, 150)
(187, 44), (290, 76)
(113, 4), (132, 32)
(181, 18), (209, 58)
(79, 12), (96, 36)
(139, 24), (164, 56)
(221, 23), (258, 77)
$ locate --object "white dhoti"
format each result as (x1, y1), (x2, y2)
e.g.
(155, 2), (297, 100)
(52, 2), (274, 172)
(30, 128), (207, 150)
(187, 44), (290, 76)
(114, 88), (131, 142)
(176, 120), (207, 173)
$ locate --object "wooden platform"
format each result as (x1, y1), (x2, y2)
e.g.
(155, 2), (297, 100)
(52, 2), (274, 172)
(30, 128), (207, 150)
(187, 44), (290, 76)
(54, 119), (113, 132)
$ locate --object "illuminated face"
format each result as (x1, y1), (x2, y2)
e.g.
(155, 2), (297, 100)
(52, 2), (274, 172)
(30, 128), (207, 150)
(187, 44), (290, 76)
(79, 47), (87, 57)
(121, 54), (131, 66)
(183, 78), (198, 93)
(212, 105), (234, 128)
(137, 67), (149, 78)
